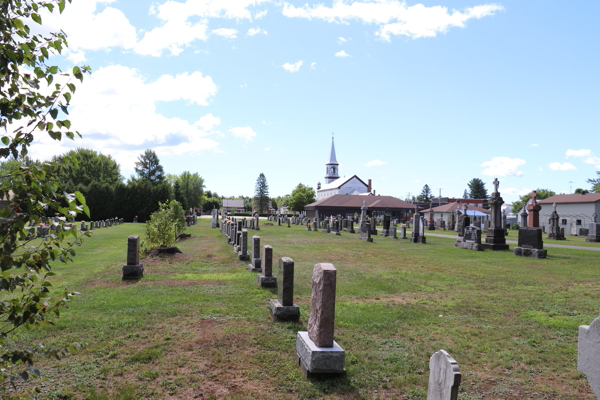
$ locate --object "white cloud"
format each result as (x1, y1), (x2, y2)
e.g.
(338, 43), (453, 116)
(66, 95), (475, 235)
(530, 143), (539, 147)
(538, 166), (544, 171)
(338, 36), (347, 42)
(282, 1), (503, 41)
(566, 149), (592, 158)
(137, 0), (268, 56)
(503, 188), (532, 196)
(255, 9), (268, 19)
(311, 62), (317, 69)
(264, 147), (271, 151)
(480, 157), (526, 177)
(212, 28), (238, 38)
(247, 27), (268, 36)
(66, 50), (86, 64)
(230, 126), (257, 142)
(566, 149), (600, 168)
(413, 179), (421, 183)
(282, 60), (304, 73)
(366, 159), (387, 167)
(549, 162), (577, 171)
(27, 65), (220, 171)
(335, 50), (350, 58)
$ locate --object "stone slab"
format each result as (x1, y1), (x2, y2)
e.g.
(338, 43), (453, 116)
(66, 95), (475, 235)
(514, 247), (547, 259)
(455, 241), (484, 251)
(122, 264), (144, 280)
(578, 317), (600, 399)
(428, 349), (461, 400)
(268, 299), (300, 322)
(296, 331), (345, 375)
(257, 274), (277, 288)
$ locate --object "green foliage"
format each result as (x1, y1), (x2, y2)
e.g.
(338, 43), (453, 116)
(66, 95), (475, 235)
(586, 171), (600, 193)
(134, 150), (165, 183)
(0, 0), (92, 394)
(173, 180), (184, 206)
(53, 148), (123, 191)
(468, 178), (488, 199)
(575, 188), (589, 194)
(169, 200), (186, 236)
(144, 201), (185, 249)
(202, 197), (220, 213)
(177, 171), (205, 210)
(288, 183), (316, 212)
(416, 184), (432, 202)
(512, 189), (556, 214)
(0, 155), (41, 177)
(463, 189), (469, 199)
(253, 173), (269, 213)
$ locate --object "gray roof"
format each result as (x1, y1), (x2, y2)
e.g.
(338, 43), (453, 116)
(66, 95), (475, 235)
(223, 199), (244, 208)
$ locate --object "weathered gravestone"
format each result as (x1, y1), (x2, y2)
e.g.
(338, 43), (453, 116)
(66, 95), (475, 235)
(428, 203), (435, 231)
(80, 222), (87, 232)
(370, 217), (377, 235)
(122, 236), (144, 280)
(381, 215), (391, 237)
(391, 220), (398, 239)
(359, 220), (373, 242)
(411, 212), (426, 244)
(288, 218), (291, 228)
(548, 203), (565, 240)
(579, 316), (600, 399)
(211, 207), (217, 228)
(427, 350), (461, 400)
(455, 226), (483, 251)
(257, 245), (277, 288)
(587, 213), (600, 243)
(296, 263), (344, 377)
(268, 257), (300, 321)
(248, 236), (262, 272)
(483, 178), (509, 250)
(401, 224), (407, 239)
(515, 227), (547, 259)
(238, 229), (249, 261)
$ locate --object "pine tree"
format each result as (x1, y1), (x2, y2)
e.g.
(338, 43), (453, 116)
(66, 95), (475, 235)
(463, 189), (469, 199)
(417, 184), (432, 202)
(135, 149), (165, 183)
(468, 178), (488, 199)
(254, 173), (270, 214)
(174, 180), (184, 208)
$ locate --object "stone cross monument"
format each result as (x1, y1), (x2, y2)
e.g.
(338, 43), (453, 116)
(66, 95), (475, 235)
(527, 190), (541, 228)
(483, 177), (509, 250)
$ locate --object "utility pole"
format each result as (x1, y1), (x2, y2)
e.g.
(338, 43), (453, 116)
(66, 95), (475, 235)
(569, 181), (575, 194)
(437, 188), (443, 207)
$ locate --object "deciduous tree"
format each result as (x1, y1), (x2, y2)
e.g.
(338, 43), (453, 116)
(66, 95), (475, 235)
(288, 184), (316, 212)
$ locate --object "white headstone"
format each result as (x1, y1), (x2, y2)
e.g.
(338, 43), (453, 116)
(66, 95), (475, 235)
(579, 317), (600, 398)
(427, 349), (461, 400)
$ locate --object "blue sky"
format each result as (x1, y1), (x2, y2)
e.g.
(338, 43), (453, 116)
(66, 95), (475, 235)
(30, 0), (600, 202)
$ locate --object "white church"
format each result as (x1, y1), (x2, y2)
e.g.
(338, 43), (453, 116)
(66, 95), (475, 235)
(316, 136), (371, 200)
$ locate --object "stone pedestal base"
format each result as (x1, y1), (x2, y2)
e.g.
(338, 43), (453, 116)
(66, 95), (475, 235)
(331, 231), (340, 236)
(428, 224), (435, 231)
(268, 299), (300, 322)
(410, 236), (427, 244)
(587, 236), (600, 243)
(296, 332), (345, 377)
(122, 264), (144, 280)
(238, 253), (249, 261)
(455, 241), (483, 251)
(380, 229), (390, 237)
(482, 243), (510, 251)
(248, 264), (262, 272)
(359, 236), (373, 242)
(257, 275), (277, 288)
(514, 247), (547, 259)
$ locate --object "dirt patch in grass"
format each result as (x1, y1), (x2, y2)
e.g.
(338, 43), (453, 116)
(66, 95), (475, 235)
(338, 292), (443, 305)
(140, 279), (226, 287)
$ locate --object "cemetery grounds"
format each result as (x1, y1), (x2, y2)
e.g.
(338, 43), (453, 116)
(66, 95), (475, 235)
(7, 219), (599, 399)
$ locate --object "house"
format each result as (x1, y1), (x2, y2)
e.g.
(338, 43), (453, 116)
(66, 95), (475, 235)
(538, 193), (600, 235)
(304, 194), (416, 221)
(418, 202), (491, 225)
(222, 199), (245, 213)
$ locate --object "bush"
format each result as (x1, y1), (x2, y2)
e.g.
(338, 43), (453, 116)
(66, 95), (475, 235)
(511, 223), (520, 230)
(144, 202), (177, 249)
(169, 200), (186, 237)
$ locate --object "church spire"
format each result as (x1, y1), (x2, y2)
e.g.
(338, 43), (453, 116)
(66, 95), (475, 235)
(329, 133), (338, 164)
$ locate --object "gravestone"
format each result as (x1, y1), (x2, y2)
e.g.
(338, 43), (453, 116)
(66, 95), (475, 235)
(401, 224), (407, 239)
(428, 203), (435, 231)
(238, 229), (249, 261)
(211, 207), (217, 228)
(306, 220), (313, 231)
(587, 213), (600, 242)
(268, 257), (300, 321)
(370, 216), (377, 235)
(457, 205), (470, 237)
(359, 200), (367, 226)
(391, 220), (398, 239)
(296, 263), (344, 377)
(323, 219), (331, 233)
(288, 218), (291, 228)
(313, 217), (319, 232)
(332, 219), (340, 236)
(257, 245), (277, 288)
(80, 222), (87, 232)
(381, 215), (391, 237)
(579, 228), (589, 237)
(411, 212), (426, 244)
(520, 207), (528, 227)
(248, 236), (262, 272)
(455, 226), (483, 251)
(483, 178), (509, 250)
(359, 220), (373, 242)
(255, 214), (260, 230)
(527, 191), (541, 227)
(122, 235), (144, 280)
(578, 317), (600, 399)
(515, 227), (547, 259)
(547, 203), (565, 240)
(427, 350), (461, 400)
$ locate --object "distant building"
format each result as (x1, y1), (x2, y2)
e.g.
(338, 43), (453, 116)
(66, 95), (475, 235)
(419, 202), (491, 225)
(305, 194), (416, 221)
(222, 199), (245, 213)
(539, 193), (600, 235)
(316, 136), (371, 200)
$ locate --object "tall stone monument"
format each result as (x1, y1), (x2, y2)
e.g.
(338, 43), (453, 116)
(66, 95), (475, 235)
(579, 317), (600, 399)
(122, 235), (144, 280)
(548, 203), (565, 240)
(268, 257), (300, 321)
(248, 236), (262, 272)
(411, 211), (426, 244)
(359, 200), (367, 226)
(483, 178), (509, 250)
(381, 215), (391, 237)
(257, 245), (277, 288)
(515, 196), (547, 259)
(587, 213), (600, 243)
(427, 350), (461, 400)
(211, 206), (217, 228)
(238, 229), (249, 261)
(359, 220), (373, 242)
(428, 202), (435, 231)
(296, 263), (344, 377)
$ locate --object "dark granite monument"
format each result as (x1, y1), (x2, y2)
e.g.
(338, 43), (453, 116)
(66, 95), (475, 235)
(455, 226), (483, 251)
(587, 213), (600, 242)
(122, 235), (144, 280)
(268, 257), (300, 321)
(483, 178), (509, 251)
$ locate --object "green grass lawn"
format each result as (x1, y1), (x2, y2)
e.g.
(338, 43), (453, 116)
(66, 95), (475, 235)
(8, 219), (599, 399)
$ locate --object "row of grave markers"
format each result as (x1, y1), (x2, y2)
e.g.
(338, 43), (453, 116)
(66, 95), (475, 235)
(218, 214), (466, 399)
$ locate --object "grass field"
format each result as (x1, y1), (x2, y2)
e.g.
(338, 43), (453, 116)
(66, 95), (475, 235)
(8, 219), (599, 399)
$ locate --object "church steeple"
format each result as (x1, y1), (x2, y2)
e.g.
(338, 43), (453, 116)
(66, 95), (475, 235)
(325, 133), (340, 184)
